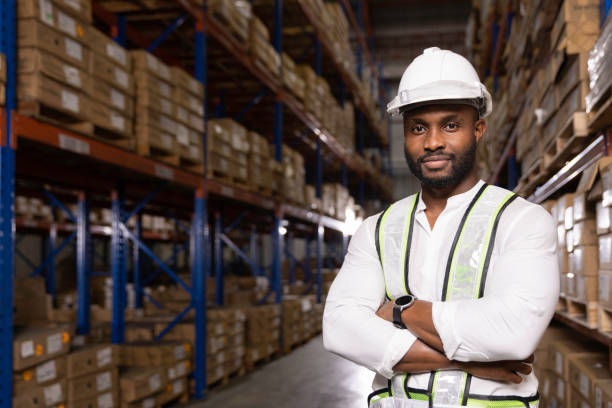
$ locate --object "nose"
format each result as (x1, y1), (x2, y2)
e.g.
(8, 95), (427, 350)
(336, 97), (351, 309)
(423, 127), (445, 152)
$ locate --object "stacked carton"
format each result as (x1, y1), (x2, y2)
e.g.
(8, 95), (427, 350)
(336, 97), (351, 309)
(249, 16), (280, 77)
(282, 145), (305, 205)
(207, 118), (249, 185)
(87, 28), (134, 145)
(119, 342), (192, 406)
(244, 305), (281, 369)
(281, 53), (305, 101)
(17, 0), (91, 124)
(171, 67), (204, 173)
(281, 296), (304, 352)
(66, 344), (119, 408)
(598, 163), (612, 321)
(321, 183), (351, 221)
(206, 308), (246, 384)
(586, 13), (612, 130)
(12, 325), (72, 407)
(297, 64), (323, 121)
(304, 185), (321, 212)
(207, 0), (250, 47)
(131, 50), (179, 165)
(247, 131), (273, 194)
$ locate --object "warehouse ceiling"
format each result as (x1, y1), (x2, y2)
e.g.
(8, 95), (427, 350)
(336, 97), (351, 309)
(366, 0), (472, 92)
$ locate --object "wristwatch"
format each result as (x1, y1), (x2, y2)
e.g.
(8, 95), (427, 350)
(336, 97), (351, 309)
(393, 294), (416, 329)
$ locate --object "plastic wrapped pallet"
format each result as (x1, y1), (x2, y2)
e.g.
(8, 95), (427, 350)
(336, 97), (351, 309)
(586, 12), (612, 115)
(207, 0), (250, 46)
(249, 16), (280, 77)
(282, 53), (305, 100)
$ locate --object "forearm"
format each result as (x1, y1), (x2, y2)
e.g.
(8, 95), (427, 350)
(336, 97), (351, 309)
(400, 300), (444, 352)
(393, 338), (456, 373)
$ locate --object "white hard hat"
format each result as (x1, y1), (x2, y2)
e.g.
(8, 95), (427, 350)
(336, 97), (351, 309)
(387, 47), (492, 118)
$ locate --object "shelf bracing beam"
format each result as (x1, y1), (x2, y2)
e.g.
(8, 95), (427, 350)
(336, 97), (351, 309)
(214, 212), (224, 306)
(133, 213), (143, 309)
(76, 192), (91, 335)
(111, 189), (126, 344)
(192, 188), (207, 399)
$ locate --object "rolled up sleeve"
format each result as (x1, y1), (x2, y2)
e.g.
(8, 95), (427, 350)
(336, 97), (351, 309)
(323, 215), (417, 378)
(432, 204), (559, 362)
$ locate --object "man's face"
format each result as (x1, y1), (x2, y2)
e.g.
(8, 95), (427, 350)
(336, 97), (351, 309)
(403, 104), (486, 189)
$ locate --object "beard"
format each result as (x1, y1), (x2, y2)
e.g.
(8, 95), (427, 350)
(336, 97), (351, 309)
(404, 138), (477, 189)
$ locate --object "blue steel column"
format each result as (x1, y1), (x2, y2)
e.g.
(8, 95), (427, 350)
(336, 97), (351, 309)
(133, 213), (143, 309)
(287, 232), (295, 284)
(111, 190), (126, 344)
(47, 209), (57, 301)
(214, 212), (223, 306)
(192, 189), (208, 399)
(250, 225), (261, 276)
(271, 207), (283, 303)
(76, 192), (91, 334)
(273, 0), (283, 162)
(305, 238), (312, 283)
(0, 0), (16, 404)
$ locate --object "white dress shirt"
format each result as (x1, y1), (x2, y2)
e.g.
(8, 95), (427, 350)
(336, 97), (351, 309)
(323, 180), (559, 397)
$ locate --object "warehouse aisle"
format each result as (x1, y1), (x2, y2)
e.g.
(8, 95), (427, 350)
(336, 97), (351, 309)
(188, 336), (374, 408)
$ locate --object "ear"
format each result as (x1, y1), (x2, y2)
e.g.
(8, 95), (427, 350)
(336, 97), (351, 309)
(474, 118), (486, 143)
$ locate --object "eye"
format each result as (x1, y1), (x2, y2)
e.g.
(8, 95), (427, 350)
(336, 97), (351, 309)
(444, 122), (460, 131)
(412, 125), (426, 134)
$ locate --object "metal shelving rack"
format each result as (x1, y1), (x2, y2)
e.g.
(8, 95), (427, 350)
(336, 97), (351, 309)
(0, 0), (391, 403)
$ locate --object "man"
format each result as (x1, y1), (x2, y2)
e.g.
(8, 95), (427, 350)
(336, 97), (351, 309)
(322, 47), (558, 408)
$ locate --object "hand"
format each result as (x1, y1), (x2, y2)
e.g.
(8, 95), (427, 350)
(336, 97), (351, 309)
(376, 300), (394, 323)
(456, 355), (534, 384)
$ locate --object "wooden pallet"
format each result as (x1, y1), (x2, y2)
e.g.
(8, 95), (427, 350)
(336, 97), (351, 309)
(19, 100), (134, 151)
(557, 296), (598, 329)
(244, 347), (279, 372)
(207, 364), (246, 388)
(207, 169), (251, 192)
(542, 112), (590, 173)
(597, 304), (612, 335)
(588, 85), (612, 133)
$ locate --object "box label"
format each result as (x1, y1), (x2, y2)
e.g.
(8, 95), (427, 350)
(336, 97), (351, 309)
(161, 99), (172, 115)
(21, 340), (35, 358)
(110, 88), (125, 110)
(172, 379), (183, 394)
(57, 10), (76, 37)
(97, 347), (112, 367)
(557, 378), (564, 400)
(168, 367), (177, 380)
(39, 0), (54, 26)
(43, 382), (63, 405)
(600, 236), (612, 264)
(110, 111), (125, 131)
(154, 165), (174, 181)
(596, 387), (602, 408)
(97, 392), (114, 408)
(577, 277), (586, 300)
(600, 274), (610, 301)
(59, 133), (90, 155)
(106, 43), (126, 66)
(158, 82), (170, 98)
(580, 372), (590, 398)
(46, 333), (62, 354)
(177, 106), (188, 122)
(177, 361), (187, 377)
(143, 397), (155, 408)
(96, 371), (112, 392)
(63, 65), (81, 87)
(113, 67), (129, 89)
(36, 359), (57, 383)
(62, 0), (81, 11)
(160, 134), (172, 150)
(177, 126), (189, 146)
(174, 345), (186, 360)
(148, 373), (161, 392)
(61, 89), (79, 113)
(65, 38), (82, 62)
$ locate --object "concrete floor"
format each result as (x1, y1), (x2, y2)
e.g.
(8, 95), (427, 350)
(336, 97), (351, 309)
(188, 336), (374, 408)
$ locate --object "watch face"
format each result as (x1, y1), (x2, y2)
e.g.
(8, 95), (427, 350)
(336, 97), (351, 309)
(395, 295), (413, 306)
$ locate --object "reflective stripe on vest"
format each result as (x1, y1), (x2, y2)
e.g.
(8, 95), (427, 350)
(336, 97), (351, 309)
(374, 183), (518, 406)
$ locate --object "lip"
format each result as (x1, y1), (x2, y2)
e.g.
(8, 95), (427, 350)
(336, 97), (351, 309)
(422, 158), (449, 170)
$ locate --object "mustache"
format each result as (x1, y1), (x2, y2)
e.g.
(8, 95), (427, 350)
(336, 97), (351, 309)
(417, 151), (455, 163)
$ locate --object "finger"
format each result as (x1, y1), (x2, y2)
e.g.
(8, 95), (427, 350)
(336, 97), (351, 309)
(524, 354), (535, 364)
(515, 363), (532, 375)
(507, 372), (523, 384)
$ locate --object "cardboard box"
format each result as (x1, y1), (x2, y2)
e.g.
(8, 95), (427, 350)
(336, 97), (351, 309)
(13, 326), (71, 371)
(135, 124), (177, 157)
(18, 48), (89, 94)
(156, 377), (187, 405)
(594, 380), (612, 408)
(573, 192), (595, 223)
(136, 108), (177, 134)
(576, 274), (599, 302)
(14, 356), (67, 393)
(135, 72), (172, 100)
(13, 379), (66, 408)
(19, 0), (92, 23)
(131, 50), (171, 82)
(18, 19), (89, 70)
(119, 342), (191, 367)
(549, 338), (602, 380)
(558, 194), (575, 226)
(573, 220), (598, 247)
(599, 235), (612, 270)
(134, 90), (174, 117)
(67, 368), (118, 401)
(90, 79), (134, 116)
(568, 354), (609, 406)
(18, 73), (89, 119)
(571, 386), (593, 408)
(172, 86), (204, 116)
(89, 102), (132, 137)
(67, 344), (118, 378)
(89, 52), (133, 95)
(597, 202), (612, 235)
(119, 367), (165, 403)
(551, 0), (600, 52)
(14, 277), (48, 325)
(164, 360), (191, 383)
(18, 0), (89, 42)
(71, 390), (119, 408)
(170, 66), (203, 97)
(88, 28), (131, 70)
(598, 269), (612, 309)
(570, 246), (599, 276)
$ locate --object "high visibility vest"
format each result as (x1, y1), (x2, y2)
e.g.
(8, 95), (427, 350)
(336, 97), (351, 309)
(368, 184), (538, 408)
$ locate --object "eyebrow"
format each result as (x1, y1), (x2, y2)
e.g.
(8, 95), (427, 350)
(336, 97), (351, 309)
(405, 114), (462, 125)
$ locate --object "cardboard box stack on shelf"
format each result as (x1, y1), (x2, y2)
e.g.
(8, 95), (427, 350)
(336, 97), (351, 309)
(0, 52), (5, 106)
(204, 308), (246, 385)
(282, 53), (305, 101)
(87, 28), (134, 148)
(598, 162), (612, 329)
(298, 64), (323, 122)
(585, 13), (612, 131)
(132, 50), (182, 166)
(17, 0), (91, 127)
(207, 118), (249, 186)
(321, 183), (352, 221)
(119, 342), (192, 406)
(281, 295), (319, 353)
(171, 67), (205, 173)
(249, 16), (280, 77)
(282, 145), (305, 205)
(12, 326), (72, 408)
(248, 130), (273, 194)
(244, 304), (281, 370)
(207, 0), (250, 47)
(304, 185), (321, 212)
(66, 344), (120, 408)
(321, 2), (356, 81)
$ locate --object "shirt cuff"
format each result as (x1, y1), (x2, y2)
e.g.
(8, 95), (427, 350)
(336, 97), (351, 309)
(378, 327), (417, 379)
(432, 301), (461, 360)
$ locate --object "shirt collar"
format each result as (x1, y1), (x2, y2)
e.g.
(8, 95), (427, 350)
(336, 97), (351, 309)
(416, 179), (486, 213)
